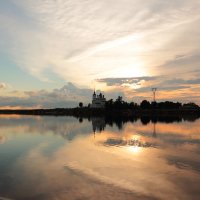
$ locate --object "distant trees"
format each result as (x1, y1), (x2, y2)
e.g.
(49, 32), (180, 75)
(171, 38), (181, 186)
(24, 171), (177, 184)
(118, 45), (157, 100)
(105, 99), (114, 110)
(140, 101), (199, 110)
(156, 101), (182, 109)
(129, 102), (138, 109)
(183, 102), (199, 109)
(104, 97), (199, 111)
(140, 100), (151, 109)
(105, 96), (139, 110)
(139, 100), (182, 110)
(79, 102), (83, 108)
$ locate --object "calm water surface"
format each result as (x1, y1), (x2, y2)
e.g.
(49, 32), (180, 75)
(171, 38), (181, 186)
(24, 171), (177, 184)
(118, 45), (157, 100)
(0, 115), (200, 200)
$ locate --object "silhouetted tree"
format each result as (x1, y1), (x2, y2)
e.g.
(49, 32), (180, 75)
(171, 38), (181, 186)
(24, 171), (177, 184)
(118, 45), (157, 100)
(116, 96), (123, 102)
(105, 99), (114, 110)
(183, 102), (199, 109)
(140, 100), (151, 109)
(114, 96), (123, 109)
(79, 102), (83, 108)
(129, 102), (138, 109)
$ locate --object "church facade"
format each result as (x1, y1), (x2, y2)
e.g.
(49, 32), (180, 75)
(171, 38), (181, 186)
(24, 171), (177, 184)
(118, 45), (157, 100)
(91, 91), (106, 108)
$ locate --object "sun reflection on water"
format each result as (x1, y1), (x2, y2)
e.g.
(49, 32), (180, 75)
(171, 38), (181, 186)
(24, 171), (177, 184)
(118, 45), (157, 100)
(126, 145), (141, 153)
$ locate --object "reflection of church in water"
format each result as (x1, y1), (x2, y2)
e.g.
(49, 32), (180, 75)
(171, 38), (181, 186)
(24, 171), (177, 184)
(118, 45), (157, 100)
(91, 117), (158, 147)
(91, 117), (106, 133)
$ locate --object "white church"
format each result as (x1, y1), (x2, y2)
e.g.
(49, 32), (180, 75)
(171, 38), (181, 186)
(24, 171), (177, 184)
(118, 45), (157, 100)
(91, 91), (106, 108)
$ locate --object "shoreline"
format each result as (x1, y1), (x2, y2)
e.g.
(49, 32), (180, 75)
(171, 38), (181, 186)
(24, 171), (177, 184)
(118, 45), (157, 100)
(0, 107), (199, 117)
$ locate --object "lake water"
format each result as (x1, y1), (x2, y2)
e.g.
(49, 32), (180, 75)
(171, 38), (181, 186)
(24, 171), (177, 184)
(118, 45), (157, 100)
(0, 115), (200, 200)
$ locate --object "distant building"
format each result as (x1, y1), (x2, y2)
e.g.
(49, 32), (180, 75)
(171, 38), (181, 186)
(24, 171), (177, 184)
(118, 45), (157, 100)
(91, 91), (106, 108)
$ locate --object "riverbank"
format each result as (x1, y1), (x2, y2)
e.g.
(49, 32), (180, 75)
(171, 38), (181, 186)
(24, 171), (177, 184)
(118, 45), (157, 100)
(0, 107), (199, 118)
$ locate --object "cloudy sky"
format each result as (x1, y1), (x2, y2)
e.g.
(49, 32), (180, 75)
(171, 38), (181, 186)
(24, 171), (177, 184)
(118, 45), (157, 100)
(0, 0), (200, 108)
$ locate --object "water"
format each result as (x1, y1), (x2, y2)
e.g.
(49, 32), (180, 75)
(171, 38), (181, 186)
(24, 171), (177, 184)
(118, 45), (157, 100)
(0, 115), (200, 200)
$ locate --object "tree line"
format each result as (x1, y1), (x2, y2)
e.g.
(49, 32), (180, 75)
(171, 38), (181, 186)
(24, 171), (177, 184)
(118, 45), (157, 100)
(80, 96), (200, 110)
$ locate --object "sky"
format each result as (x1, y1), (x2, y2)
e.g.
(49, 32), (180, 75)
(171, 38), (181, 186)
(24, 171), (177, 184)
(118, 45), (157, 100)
(0, 0), (200, 108)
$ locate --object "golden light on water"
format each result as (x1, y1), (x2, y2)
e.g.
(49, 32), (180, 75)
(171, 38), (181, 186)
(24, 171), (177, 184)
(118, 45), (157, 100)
(127, 145), (141, 153)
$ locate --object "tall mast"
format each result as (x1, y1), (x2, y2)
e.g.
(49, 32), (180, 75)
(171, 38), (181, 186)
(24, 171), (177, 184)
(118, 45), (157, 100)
(152, 88), (157, 102)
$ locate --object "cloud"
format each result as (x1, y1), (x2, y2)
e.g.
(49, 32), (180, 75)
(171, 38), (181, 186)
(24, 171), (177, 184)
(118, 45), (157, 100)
(0, 82), (7, 89)
(97, 76), (158, 87)
(98, 73), (200, 89)
(157, 52), (200, 74)
(96, 73), (200, 104)
(0, 82), (126, 108)
(0, 75), (199, 109)
(0, 82), (91, 108)
(136, 85), (191, 93)
(0, 0), (200, 105)
(0, 0), (200, 84)
(0, 135), (8, 144)
(162, 78), (200, 85)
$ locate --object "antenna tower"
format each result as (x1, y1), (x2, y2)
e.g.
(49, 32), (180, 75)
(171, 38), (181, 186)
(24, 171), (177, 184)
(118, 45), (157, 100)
(152, 88), (157, 102)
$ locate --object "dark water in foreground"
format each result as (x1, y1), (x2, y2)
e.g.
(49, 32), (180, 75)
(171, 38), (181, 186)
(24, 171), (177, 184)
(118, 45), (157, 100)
(0, 115), (200, 200)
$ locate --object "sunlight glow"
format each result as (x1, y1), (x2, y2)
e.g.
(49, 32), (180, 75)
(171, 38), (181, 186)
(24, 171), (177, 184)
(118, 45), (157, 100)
(126, 135), (142, 153)
(110, 62), (147, 78)
(127, 145), (141, 153)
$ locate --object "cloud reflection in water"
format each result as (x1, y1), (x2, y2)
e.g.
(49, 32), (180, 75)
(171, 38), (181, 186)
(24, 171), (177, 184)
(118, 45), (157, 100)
(0, 115), (200, 199)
